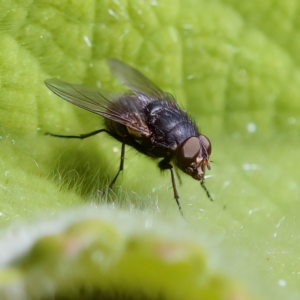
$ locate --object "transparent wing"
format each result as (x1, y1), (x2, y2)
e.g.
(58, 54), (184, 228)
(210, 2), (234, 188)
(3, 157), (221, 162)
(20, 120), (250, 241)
(107, 58), (165, 98)
(45, 78), (149, 135)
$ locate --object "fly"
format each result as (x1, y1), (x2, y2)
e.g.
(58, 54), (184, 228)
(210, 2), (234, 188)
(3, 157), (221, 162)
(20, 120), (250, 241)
(45, 59), (213, 216)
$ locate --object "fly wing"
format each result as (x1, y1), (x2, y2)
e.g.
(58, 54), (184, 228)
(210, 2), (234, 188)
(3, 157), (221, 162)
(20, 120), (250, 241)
(107, 58), (166, 99)
(45, 78), (150, 136)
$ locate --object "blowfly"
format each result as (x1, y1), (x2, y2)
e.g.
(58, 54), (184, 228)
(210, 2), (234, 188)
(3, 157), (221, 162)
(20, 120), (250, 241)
(45, 59), (213, 215)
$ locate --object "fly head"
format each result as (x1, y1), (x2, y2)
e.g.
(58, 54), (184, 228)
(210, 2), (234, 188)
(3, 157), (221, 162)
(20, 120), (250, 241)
(175, 135), (211, 183)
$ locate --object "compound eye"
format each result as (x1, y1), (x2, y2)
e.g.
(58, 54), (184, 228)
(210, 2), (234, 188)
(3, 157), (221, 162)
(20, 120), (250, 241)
(199, 135), (212, 155)
(180, 137), (200, 160)
(176, 137), (201, 169)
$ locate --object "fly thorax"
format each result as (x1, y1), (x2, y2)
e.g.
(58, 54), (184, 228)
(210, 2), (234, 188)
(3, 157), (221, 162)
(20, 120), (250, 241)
(145, 101), (163, 122)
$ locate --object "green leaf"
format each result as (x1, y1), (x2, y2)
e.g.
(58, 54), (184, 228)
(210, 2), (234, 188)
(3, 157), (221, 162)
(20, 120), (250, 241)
(0, 0), (299, 299)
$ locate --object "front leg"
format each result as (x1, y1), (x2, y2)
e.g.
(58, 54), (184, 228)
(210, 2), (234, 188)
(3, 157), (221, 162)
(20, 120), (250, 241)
(158, 158), (183, 216)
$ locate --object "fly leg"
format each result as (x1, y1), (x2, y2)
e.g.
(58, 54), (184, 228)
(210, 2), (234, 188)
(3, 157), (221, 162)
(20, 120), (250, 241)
(45, 129), (109, 139)
(175, 168), (182, 185)
(158, 158), (183, 216)
(108, 139), (126, 190)
(200, 178), (213, 202)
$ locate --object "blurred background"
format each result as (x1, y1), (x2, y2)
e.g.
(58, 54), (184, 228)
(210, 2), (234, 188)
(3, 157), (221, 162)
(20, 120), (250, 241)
(0, 0), (300, 299)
